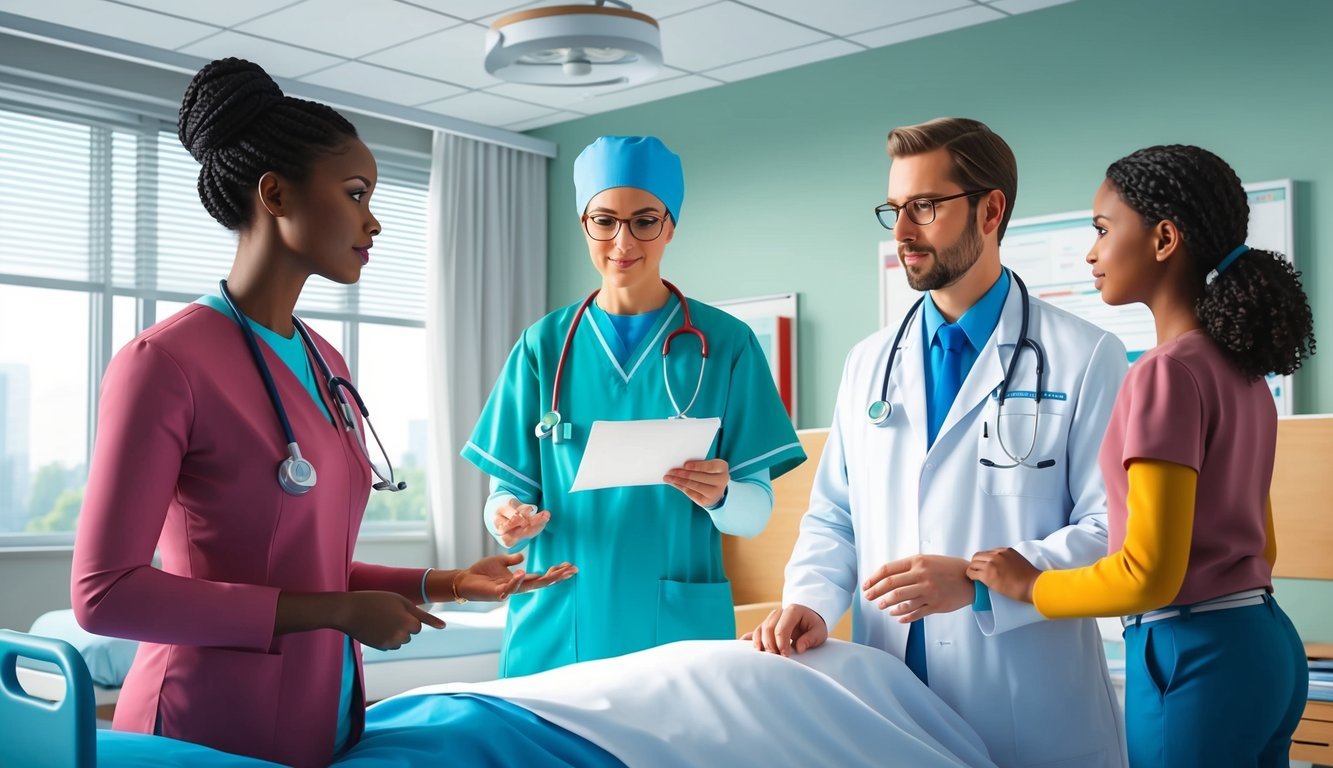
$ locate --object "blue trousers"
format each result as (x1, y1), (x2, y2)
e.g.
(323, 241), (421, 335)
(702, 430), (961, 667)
(1123, 595), (1307, 768)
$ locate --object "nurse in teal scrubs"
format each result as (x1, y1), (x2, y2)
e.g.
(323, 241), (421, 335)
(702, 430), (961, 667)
(464, 135), (806, 677)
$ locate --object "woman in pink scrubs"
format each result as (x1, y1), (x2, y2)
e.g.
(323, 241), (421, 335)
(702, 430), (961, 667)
(70, 58), (573, 768)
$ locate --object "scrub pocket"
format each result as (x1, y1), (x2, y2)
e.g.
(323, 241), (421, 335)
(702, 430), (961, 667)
(655, 579), (736, 645)
(159, 645), (283, 757)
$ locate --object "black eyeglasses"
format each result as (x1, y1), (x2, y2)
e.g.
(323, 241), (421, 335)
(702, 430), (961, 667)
(583, 212), (667, 242)
(875, 190), (990, 230)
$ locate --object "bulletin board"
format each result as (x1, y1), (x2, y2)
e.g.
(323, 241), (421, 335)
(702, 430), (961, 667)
(712, 293), (798, 423)
(878, 180), (1296, 414)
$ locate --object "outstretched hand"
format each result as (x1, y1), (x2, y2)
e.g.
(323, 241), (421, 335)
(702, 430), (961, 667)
(456, 553), (577, 601)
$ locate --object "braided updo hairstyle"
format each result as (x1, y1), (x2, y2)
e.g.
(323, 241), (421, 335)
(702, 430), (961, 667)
(178, 58), (358, 230)
(1105, 145), (1315, 380)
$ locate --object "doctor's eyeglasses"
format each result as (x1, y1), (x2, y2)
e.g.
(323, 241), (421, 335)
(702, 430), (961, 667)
(875, 189), (990, 230)
(583, 213), (666, 242)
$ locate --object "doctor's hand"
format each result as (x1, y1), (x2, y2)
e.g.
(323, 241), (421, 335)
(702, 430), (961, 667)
(742, 604), (827, 656)
(458, 553), (578, 601)
(967, 548), (1040, 604)
(664, 458), (730, 508)
(338, 591), (445, 651)
(493, 498), (550, 548)
(863, 555), (974, 623)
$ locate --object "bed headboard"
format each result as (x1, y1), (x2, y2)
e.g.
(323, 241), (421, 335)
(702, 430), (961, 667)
(1271, 416), (1333, 583)
(723, 429), (853, 638)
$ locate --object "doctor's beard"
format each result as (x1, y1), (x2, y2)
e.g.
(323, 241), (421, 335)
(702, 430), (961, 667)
(901, 220), (983, 292)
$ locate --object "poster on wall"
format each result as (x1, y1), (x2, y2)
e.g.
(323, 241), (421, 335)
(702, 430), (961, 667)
(711, 293), (797, 423)
(878, 180), (1296, 415)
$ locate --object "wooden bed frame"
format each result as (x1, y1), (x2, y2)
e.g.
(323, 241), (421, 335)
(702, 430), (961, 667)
(726, 418), (1333, 763)
(1270, 416), (1333, 763)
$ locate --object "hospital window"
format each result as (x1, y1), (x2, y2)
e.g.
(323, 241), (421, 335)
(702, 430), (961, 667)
(0, 98), (433, 546)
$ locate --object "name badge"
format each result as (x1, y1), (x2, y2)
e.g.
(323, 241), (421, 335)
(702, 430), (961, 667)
(991, 389), (1067, 401)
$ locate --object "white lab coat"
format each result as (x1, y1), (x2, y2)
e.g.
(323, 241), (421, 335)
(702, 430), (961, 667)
(785, 284), (1130, 768)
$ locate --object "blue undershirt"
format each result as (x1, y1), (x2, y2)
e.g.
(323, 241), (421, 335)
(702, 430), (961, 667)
(587, 302), (665, 367)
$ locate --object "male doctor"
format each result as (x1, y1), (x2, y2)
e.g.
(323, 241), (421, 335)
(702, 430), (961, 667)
(751, 118), (1128, 768)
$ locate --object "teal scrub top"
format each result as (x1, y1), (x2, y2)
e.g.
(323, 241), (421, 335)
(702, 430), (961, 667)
(463, 292), (805, 677)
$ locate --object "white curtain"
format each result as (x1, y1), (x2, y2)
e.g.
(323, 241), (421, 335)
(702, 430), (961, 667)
(425, 132), (547, 569)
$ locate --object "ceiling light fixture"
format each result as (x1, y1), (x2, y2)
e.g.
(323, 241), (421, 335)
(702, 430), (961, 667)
(484, 1), (663, 88)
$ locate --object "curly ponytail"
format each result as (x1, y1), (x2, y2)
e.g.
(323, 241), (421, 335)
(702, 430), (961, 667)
(1105, 145), (1315, 379)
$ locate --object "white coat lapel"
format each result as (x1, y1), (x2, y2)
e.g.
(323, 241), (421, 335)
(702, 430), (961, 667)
(932, 283), (1022, 448)
(889, 308), (929, 446)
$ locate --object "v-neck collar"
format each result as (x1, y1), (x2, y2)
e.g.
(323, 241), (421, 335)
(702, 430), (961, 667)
(196, 296), (336, 426)
(583, 291), (682, 384)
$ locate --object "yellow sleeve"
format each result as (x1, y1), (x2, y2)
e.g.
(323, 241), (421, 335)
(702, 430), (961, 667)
(1263, 495), (1277, 568)
(1032, 459), (1196, 619)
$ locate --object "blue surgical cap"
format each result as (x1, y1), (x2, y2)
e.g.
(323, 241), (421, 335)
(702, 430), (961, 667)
(574, 135), (684, 224)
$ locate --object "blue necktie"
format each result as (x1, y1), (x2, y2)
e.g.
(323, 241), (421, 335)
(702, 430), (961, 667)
(927, 323), (967, 448)
(909, 323), (968, 685)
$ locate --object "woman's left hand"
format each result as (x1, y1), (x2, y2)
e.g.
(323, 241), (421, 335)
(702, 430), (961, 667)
(966, 548), (1040, 604)
(456, 553), (578, 601)
(664, 458), (730, 508)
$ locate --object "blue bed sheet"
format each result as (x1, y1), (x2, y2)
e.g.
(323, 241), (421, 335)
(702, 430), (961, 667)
(91, 694), (623, 767)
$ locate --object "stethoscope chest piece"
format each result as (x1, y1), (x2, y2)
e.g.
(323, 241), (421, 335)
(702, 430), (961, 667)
(535, 411), (573, 443)
(278, 442), (317, 495)
(867, 400), (893, 426)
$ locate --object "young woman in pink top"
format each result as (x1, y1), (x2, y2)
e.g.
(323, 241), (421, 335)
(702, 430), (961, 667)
(968, 145), (1315, 767)
(70, 58), (573, 768)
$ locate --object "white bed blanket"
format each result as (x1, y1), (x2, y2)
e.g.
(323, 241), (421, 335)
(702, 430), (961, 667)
(401, 639), (996, 768)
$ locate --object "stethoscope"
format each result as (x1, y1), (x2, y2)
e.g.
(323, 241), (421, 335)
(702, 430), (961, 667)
(219, 280), (406, 495)
(866, 271), (1055, 470)
(535, 279), (707, 443)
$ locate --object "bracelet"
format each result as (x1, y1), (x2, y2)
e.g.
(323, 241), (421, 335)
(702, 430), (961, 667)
(449, 570), (468, 604)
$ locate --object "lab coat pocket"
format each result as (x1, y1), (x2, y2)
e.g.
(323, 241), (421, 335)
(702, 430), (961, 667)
(976, 397), (1070, 500)
(656, 579), (736, 645)
(159, 645), (282, 756)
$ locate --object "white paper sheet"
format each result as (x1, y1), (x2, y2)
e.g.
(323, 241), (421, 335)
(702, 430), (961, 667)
(569, 417), (721, 492)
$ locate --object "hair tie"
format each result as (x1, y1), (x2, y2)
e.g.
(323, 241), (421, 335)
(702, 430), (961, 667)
(1207, 244), (1248, 285)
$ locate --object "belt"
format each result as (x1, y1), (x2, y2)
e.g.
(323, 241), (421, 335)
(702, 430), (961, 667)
(1122, 588), (1269, 628)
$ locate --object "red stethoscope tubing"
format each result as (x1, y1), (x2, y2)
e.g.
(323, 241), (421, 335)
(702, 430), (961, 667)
(543, 280), (707, 435)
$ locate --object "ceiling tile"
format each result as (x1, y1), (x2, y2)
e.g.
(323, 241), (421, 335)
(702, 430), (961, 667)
(474, 1), (542, 26)
(987, 0), (1076, 15)
(749, 0), (973, 37)
(504, 110), (581, 132)
(576, 73), (720, 115)
(625, 0), (720, 20)
(178, 31), (343, 78)
(115, 0), (298, 28)
(411, 0), (535, 23)
(363, 23), (501, 89)
(849, 5), (1004, 48)
(706, 38), (861, 82)
(298, 61), (466, 106)
(657, 2), (829, 72)
(417, 90), (555, 126)
(0, 0), (218, 49)
(481, 65), (689, 110)
(235, 0), (460, 58)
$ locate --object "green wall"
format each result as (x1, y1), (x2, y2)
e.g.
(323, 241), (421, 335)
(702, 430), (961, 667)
(532, 0), (1332, 640)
